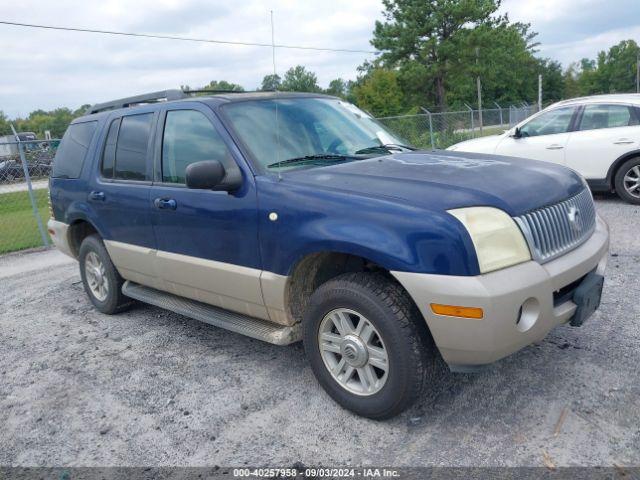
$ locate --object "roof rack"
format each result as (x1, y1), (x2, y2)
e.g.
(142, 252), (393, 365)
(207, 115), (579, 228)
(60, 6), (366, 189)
(86, 88), (263, 114)
(87, 89), (188, 114)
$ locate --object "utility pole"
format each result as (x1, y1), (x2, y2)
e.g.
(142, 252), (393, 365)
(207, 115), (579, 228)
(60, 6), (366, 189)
(538, 74), (543, 111)
(476, 47), (483, 134)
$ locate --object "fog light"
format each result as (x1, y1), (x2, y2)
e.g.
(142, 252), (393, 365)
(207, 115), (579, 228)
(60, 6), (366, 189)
(516, 298), (540, 332)
(430, 303), (484, 319)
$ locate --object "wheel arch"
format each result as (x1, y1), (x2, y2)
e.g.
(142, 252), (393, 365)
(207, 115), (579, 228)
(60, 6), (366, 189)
(606, 149), (640, 189)
(66, 218), (101, 258)
(283, 250), (429, 340)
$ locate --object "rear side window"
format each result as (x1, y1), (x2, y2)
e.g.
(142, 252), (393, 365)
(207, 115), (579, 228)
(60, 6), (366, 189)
(579, 104), (639, 131)
(114, 113), (153, 180)
(52, 121), (97, 178)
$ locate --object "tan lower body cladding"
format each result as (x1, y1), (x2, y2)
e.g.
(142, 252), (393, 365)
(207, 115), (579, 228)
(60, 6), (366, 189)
(104, 240), (292, 326)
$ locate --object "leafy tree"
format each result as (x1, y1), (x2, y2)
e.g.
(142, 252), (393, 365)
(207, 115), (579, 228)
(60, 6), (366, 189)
(538, 59), (564, 103)
(325, 78), (348, 98)
(444, 22), (539, 108)
(260, 74), (281, 91)
(200, 80), (244, 92)
(562, 63), (581, 99)
(353, 69), (404, 117)
(0, 111), (11, 136)
(280, 65), (321, 92)
(372, 0), (506, 110)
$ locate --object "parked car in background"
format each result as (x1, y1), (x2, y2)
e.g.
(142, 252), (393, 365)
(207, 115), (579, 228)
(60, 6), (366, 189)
(448, 94), (640, 204)
(48, 90), (608, 419)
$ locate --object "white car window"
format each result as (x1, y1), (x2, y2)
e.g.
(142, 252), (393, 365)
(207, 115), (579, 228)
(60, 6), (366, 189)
(519, 107), (576, 137)
(578, 104), (639, 131)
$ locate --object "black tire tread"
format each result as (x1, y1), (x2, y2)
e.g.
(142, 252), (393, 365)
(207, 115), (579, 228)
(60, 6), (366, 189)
(79, 234), (133, 315)
(614, 157), (640, 205)
(304, 272), (437, 419)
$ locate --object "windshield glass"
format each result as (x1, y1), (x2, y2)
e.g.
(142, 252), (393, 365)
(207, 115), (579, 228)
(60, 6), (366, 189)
(222, 97), (411, 171)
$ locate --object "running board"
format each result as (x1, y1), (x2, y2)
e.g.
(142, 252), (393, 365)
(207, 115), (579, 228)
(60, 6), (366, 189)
(122, 281), (301, 345)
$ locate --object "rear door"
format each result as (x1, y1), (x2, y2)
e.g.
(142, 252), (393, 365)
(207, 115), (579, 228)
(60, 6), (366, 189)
(565, 103), (640, 179)
(149, 103), (266, 319)
(90, 110), (159, 287)
(495, 106), (578, 165)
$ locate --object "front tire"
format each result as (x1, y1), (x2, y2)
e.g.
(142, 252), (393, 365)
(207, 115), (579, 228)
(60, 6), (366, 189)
(79, 234), (132, 314)
(614, 158), (640, 204)
(303, 272), (437, 419)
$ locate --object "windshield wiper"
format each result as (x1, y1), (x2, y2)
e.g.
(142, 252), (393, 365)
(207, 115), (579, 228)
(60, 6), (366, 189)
(354, 144), (416, 155)
(267, 153), (354, 169)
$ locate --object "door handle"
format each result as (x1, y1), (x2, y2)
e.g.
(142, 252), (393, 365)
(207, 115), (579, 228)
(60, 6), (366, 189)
(614, 139), (635, 145)
(546, 144), (564, 150)
(154, 198), (177, 210)
(89, 191), (105, 201)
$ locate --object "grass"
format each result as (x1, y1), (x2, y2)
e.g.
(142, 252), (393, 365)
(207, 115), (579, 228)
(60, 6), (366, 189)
(0, 189), (51, 254)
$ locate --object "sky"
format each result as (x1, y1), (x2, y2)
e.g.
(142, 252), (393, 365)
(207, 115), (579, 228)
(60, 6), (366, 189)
(1, 0), (639, 118)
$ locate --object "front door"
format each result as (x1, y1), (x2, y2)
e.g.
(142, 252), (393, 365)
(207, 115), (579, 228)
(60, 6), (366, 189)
(149, 105), (266, 319)
(495, 106), (578, 165)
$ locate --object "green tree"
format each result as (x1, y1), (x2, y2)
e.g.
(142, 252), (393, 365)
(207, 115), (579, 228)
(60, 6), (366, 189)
(562, 63), (581, 98)
(444, 22), (539, 108)
(0, 111), (11, 136)
(353, 69), (404, 117)
(372, 0), (505, 110)
(260, 74), (281, 91)
(325, 78), (348, 98)
(538, 59), (564, 103)
(280, 65), (320, 92)
(200, 80), (244, 92)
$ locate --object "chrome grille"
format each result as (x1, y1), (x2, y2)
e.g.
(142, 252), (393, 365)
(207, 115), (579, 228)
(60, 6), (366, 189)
(515, 188), (596, 263)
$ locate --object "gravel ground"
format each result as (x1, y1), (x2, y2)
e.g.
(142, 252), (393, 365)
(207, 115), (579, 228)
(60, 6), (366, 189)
(0, 195), (638, 467)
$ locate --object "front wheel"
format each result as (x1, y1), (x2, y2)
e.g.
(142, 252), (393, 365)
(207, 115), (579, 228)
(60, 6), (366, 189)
(303, 272), (437, 419)
(614, 158), (640, 204)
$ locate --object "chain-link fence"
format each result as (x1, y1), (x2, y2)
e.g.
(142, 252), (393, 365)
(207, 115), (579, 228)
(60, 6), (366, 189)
(0, 136), (59, 254)
(377, 103), (539, 150)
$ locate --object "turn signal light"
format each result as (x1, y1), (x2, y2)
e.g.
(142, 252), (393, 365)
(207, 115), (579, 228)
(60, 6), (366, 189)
(430, 303), (484, 319)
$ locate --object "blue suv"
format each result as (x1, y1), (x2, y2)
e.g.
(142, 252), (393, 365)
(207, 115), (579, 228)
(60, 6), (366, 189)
(48, 90), (609, 418)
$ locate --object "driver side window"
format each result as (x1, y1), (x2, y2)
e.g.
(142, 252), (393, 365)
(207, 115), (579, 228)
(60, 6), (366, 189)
(519, 107), (576, 137)
(161, 110), (234, 184)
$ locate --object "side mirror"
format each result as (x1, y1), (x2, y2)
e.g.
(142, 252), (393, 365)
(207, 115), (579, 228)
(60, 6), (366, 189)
(512, 127), (522, 139)
(185, 160), (242, 191)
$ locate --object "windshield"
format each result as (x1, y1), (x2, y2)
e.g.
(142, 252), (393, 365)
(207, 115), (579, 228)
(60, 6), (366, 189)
(222, 97), (411, 171)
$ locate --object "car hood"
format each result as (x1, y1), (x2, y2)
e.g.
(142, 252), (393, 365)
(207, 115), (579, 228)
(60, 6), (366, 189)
(283, 150), (585, 216)
(447, 134), (505, 153)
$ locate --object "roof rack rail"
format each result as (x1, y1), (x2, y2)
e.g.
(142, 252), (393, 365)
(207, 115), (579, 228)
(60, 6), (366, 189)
(87, 89), (188, 114)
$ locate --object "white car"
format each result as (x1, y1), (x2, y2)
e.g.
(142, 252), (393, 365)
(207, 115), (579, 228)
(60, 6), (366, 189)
(448, 94), (640, 204)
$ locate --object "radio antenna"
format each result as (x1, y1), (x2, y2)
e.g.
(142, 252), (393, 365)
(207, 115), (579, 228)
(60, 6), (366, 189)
(271, 10), (282, 181)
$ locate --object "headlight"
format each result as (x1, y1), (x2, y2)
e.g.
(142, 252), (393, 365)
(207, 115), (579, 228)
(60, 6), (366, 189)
(448, 207), (531, 274)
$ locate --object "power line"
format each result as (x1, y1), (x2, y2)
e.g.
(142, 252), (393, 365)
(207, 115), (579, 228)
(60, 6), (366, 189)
(0, 20), (379, 54)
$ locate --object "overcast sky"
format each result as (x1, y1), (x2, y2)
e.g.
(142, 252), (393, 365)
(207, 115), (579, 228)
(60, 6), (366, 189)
(1, 0), (639, 117)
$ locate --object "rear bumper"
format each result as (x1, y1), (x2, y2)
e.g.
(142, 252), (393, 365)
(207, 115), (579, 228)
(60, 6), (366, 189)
(392, 215), (609, 369)
(47, 219), (74, 258)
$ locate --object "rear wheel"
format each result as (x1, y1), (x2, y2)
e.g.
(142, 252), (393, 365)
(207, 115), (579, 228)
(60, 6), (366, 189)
(303, 272), (437, 419)
(614, 158), (640, 204)
(79, 234), (132, 314)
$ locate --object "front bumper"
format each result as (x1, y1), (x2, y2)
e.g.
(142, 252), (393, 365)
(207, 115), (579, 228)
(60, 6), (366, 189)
(392, 215), (609, 369)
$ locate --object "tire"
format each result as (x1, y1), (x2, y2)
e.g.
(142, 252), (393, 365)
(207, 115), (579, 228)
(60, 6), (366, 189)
(78, 234), (132, 314)
(302, 272), (437, 419)
(614, 158), (640, 205)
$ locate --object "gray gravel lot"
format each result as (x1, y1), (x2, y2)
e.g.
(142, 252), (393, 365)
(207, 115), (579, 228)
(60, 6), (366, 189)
(0, 195), (638, 467)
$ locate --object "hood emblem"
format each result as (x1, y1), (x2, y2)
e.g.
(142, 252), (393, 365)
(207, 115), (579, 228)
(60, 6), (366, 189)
(567, 206), (581, 232)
